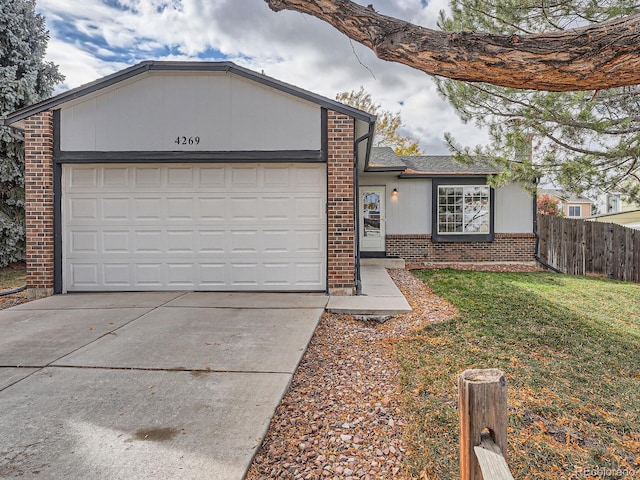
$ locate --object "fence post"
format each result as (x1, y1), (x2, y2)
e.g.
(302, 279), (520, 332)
(459, 369), (508, 480)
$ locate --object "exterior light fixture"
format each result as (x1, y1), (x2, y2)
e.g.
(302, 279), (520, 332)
(392, 188), (398, 196)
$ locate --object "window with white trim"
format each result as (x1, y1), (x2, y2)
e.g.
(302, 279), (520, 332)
(568, 205), (581, 217)
(437, 185), (491, 234)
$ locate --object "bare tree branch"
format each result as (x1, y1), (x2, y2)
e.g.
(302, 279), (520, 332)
(264, 0), (640, 92)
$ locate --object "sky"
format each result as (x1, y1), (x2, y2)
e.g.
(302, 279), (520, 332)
(36, 0), (490, 155)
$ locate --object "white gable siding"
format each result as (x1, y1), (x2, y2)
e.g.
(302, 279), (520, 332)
(59, 72), (321, 152)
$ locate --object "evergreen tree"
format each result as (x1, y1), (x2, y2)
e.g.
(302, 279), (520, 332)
(0, 0), (63, 266)
(436, 0), (640, 201)
(336, 87), (423, 156)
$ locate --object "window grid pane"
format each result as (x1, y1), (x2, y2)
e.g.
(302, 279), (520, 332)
(437, 185), (490, 235)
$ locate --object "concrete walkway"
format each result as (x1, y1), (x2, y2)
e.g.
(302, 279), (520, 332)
(0, 267), (410, 479)
(326, 262), (412, 317)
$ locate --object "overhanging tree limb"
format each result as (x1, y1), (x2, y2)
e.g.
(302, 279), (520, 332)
(264, 0), (640, 92)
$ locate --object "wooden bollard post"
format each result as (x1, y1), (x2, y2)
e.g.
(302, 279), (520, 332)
(459, 369), (509, 480)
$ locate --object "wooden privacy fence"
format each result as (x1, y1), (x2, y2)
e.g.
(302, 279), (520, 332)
(537, 214), (640, 283)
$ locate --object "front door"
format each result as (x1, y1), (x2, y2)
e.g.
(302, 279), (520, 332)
(359, 186), (386, 253)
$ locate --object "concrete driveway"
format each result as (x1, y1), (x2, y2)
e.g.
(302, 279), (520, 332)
(0, 292), (327, 479)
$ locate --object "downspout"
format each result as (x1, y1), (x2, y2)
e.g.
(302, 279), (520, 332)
(0, 285), (26, 296)
(354, 122), (375, 295)
(532, 182), (563, 273)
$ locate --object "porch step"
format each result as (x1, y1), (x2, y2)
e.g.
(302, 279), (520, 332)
(360, 257), (406, 269)
(326, 265), (412, 318)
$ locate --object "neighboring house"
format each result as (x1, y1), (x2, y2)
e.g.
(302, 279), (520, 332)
(2, 61), (535, 298)
(538, 188), (593, 218)
(588, 210), (640, 230)
(595, 192), (640, 215)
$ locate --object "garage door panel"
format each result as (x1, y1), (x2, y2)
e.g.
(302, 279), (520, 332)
(296, 230), (323, 253)
(199, 230), (226, 253)
(135, 264), (163, 286)
(229, 197), (259, 220)
(295, 262), (324, 286)
(63, 164), (326, 291)
(102, 198), (130, 220)
(134, 231), (163, 254)
(103, 264), (130, 286)
(230, 230), (258, 253)
(295, 197), (324, 221)
(68, 197), (98, 221)
(134, 167), (162, 187)
(103, 167), (129, 188)
(69, 167), (98, 189)
(263, 198), (291, 220)
(69, 231), (99, 254)
(263, 230), (290, 253)
(199, 167), (226, 187)
(134, 198), (163, 220)
(198, 197), (226, 220)
(199, 263), (226, 286)
(167, 167), (194, 186)
(263, 167), (290, 187)
(230, 167), (258, 187)
(167, 263), (195, 286)
(69, 263), (100, 288)
(167, 198), (195, 219)
(101, 230), (129, 253)
(231, 263), (259, 286)
(167, 230), (195, 253)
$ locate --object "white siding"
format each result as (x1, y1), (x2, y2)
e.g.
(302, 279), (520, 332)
(494, 183), (534, 233)
(359, 175), (533, 234)
(359, 173), (431, 234)
(60, 72), (321, 152)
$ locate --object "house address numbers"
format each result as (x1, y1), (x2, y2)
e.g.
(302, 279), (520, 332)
(174, 136), (201, 145)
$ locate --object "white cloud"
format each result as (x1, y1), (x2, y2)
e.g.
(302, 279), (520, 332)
(37, 0), (489, 154)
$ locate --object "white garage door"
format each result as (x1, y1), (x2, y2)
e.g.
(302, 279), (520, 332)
(62, 163), (327, 292)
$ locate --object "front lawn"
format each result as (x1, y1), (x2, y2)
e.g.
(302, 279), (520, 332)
(397, 270), (640, 478)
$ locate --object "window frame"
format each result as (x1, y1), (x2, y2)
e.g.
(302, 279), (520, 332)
(567, 205), (582, 217)
(431, 177), (495, 242)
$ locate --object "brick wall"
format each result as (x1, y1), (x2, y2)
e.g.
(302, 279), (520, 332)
(327, 111), (355, 294)
(386, 233), (536, 263)
(24, 111), (55, 297)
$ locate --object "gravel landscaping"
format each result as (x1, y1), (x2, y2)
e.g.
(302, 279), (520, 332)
(246, 269), (459, 480)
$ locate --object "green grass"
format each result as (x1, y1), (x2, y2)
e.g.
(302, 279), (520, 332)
(398, 270), (640, 479)
(0, 262), (26, 290)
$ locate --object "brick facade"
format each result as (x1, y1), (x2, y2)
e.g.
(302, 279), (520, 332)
(326, 111), (356, 294)
(386, 233), (536, 263)
(24, 111), (55, 297)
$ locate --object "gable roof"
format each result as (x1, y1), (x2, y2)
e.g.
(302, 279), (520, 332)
(368, 147), (500, 176)
(2, 61), (377, 127)
(366, 147), (408, 171)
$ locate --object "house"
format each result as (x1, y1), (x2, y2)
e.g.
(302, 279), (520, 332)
(360, 147), (535, 263)
(3, 61), (535, 298)
(595, 191), (640, 215)
(538, 188), (593, 218)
